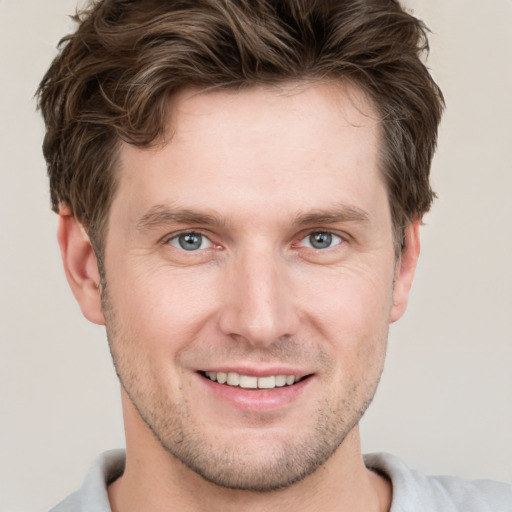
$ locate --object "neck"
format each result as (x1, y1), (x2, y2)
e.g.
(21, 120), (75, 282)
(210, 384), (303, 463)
(108, 402), (391, 512)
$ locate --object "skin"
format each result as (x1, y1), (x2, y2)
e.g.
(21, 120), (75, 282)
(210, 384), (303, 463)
(58, 81), (420, 512)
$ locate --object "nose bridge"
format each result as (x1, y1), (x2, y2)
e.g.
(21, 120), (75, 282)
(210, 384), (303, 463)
(219, 243), (297, 346)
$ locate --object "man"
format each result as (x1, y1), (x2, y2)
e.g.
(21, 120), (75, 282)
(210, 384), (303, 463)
(36, 0), (512, 511)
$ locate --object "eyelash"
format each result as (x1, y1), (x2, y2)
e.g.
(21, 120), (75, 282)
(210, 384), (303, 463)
(165, 230), (345, 252)
(298, 231), (343, 250)
(167, 231), (214, 251)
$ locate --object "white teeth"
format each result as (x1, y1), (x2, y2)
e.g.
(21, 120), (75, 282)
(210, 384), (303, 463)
(286, 375), (296, 386)
(257, 376), (275, 389)
(204, 371), (301, 389)
(227, 372), (240, 386)
(239, 375), (258, 389)
(275, 375), (287, 387)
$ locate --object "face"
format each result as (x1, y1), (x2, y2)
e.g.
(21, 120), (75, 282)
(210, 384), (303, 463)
(87, 83), (416, 490)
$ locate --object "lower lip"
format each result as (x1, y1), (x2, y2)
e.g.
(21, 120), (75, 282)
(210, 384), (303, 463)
(198, 374), (312, 413)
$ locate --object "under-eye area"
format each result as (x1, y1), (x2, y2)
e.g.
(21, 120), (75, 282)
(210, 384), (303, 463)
(199, 371), (311, 390)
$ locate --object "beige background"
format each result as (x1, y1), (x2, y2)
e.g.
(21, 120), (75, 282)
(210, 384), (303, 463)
(1, 0), (511, 510)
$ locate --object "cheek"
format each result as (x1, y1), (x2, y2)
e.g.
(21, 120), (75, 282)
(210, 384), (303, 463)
(106, 262), (220, 354)
(295, 264), (393, 379)
(103, 269), (219, 401)
(298, 264), (394, 334)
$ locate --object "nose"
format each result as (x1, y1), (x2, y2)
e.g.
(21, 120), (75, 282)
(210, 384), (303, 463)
(218, 247), (299, 347)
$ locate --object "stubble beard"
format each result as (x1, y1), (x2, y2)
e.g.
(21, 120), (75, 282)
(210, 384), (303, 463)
(100, 281), (385, 492)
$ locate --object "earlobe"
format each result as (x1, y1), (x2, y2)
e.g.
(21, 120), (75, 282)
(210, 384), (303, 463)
(390, 221), (421, 323)
(57, 206), (105, 325)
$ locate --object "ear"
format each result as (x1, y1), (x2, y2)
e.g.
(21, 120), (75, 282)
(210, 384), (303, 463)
(390, 221), (421, 323)
(57, 206), (105, 325)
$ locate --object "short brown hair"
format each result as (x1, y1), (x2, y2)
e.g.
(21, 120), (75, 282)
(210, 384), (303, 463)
(37, 0), (444, 254)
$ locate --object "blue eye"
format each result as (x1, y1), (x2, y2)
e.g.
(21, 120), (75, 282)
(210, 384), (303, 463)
(169, 232), (212, 251)
(300, 231), (342, 250)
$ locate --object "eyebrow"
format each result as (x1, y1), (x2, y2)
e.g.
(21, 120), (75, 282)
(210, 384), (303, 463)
(293, 205), (369, 227)
(136, 205), (224, 232)
(135, 203), (370, 232)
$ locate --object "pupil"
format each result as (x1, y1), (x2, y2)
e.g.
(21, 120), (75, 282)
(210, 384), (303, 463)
(310, 232), (332, 249)
(179, 233), (201, 250)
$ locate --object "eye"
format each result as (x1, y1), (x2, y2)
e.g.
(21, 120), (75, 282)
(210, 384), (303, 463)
(168, 232), (213, 251)
(299, 231), (343, 250)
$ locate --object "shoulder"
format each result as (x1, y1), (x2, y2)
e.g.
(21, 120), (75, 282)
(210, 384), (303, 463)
(49, 450), (125, 512)
(364, 453), (512, 512)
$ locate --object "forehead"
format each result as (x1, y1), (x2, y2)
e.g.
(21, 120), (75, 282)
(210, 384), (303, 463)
(112, 81), (385, 233)
(165, 81), (380, 160)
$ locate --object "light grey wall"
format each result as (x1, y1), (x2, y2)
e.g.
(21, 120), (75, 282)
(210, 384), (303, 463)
(1, 1), (511, 510)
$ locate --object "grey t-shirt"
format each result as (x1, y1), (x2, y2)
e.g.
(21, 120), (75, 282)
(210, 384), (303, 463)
(51, 450), (512, 511)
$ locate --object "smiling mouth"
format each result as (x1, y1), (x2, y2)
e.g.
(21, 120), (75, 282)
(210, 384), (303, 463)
(200, 371), (309, 390)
